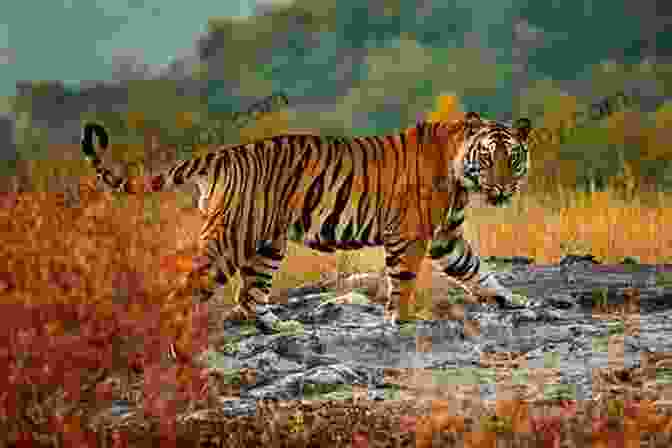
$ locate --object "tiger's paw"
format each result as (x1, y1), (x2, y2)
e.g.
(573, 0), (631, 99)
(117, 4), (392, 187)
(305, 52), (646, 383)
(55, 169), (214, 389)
(384, 307), (432, 326)
(470, 282), (532, 310)
(495, 292), (533, 309)
(222, 305), (304, 335)
(384, 309), (399, 324)
(221, 305), (255, 323)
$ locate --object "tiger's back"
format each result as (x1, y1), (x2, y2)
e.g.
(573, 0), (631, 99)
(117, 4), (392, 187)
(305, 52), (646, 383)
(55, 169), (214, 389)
(158, 128), (468, 263)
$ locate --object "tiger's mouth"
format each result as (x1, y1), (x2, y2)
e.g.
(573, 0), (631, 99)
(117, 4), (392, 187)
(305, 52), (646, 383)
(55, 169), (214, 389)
(460, 177), (517, 207)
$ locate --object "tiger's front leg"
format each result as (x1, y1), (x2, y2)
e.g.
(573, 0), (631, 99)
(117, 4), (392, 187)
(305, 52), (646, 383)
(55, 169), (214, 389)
(429, 227), (528, 310)
(382, 237), (429, 324)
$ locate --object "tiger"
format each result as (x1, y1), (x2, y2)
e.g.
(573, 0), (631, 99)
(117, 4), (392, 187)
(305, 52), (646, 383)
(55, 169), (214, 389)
(81, 111), (532, 362)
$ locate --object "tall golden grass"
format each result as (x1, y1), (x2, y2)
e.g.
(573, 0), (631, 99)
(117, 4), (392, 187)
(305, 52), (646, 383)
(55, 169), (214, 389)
(468, 184), (672, 264)
(423, 93), (671, 265)
(4, 147), (670, 318)
(6, 88), (669, 311)
(2, 176), (670, 448)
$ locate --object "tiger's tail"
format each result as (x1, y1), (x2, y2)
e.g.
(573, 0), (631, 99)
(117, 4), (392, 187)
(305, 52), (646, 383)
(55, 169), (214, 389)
(81, 122), (208, 196)
(81, 123), (109, 169)
(82, 122), (152, 193)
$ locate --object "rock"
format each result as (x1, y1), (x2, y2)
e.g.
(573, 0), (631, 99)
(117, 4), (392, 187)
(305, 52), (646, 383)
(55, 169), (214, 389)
(545, 293), (576, 309)
(88, 258), (672, 435)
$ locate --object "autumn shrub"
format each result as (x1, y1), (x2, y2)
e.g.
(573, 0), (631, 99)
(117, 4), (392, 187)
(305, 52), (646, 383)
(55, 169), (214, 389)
(0, 189), (213, 445)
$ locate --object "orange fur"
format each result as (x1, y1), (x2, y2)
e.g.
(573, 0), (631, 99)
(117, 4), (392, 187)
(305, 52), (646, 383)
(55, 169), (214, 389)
(82, 114), (531, 363)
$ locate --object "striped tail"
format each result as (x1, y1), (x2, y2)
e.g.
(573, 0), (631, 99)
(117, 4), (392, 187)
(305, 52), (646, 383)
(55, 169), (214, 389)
(81, 123), (162, 194)
(81, 122), (210, 196)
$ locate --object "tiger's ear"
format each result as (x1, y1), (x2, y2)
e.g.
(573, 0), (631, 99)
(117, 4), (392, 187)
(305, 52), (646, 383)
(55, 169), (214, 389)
(513, 118), (532, 142)
(463, 111), (482, 136)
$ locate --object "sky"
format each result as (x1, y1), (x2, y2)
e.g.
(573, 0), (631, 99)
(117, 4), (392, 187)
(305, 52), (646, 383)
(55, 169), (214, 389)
(0, 0), (669, 138)
(0, 0), (256, 97)
(0, 0), (669, 190)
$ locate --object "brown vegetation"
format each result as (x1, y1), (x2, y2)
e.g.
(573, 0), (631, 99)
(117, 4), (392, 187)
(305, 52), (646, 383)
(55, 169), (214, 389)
(3, 162), (672, 446)
(3, 92), (672, 446)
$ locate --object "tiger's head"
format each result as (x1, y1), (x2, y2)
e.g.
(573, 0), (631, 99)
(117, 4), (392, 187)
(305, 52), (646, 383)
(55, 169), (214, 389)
(458, 112), (532, 207)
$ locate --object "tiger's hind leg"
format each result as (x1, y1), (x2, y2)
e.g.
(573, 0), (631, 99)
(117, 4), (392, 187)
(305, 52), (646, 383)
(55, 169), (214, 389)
(226, 236), (303, 333)
(382, 237), (429, 324)
(230, 237), (285, 315)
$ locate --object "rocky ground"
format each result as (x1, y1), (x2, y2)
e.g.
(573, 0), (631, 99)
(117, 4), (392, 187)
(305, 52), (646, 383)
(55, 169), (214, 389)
(187, 255), (671, 410)
(78, 254), (672, 446)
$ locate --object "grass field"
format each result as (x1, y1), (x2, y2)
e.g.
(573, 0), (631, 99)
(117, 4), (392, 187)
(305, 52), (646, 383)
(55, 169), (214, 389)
(2, 171), (670, 446)
(2, 178), (670, 311)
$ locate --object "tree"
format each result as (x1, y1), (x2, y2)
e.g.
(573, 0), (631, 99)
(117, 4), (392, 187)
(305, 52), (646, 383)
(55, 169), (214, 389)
(426, 93), (463, 123)
(239, 109), (291, 143)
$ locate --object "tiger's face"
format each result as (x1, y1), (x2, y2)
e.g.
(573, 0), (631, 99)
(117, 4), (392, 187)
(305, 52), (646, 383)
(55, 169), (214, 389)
(459, 112), (532, 207)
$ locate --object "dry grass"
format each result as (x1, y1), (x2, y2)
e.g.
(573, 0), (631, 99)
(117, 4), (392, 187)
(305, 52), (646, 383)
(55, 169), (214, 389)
(467, 184), (672, 264)
(5, 176), (672, 446)
(3, 179), (671, 312)
(277, 183), (672, 297)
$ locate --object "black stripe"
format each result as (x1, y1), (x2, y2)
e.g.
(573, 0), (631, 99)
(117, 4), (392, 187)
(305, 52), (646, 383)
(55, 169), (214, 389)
(388, 271), (416, 281)
(171, 160), (191, 185)
(208, 155), (225, 197)
(353, 138), (372, 235)
(240, 266), (258, 277)
(444, 250), (470, 276)
(224, 259), (236, 276)
(385, 255), (399, 267)
(184, 157), (201, 179)
(328, 138), (344, 190)
(321, 144), (355, 242)
(429, 238), (457, 259)
(258, 140), (277, 237)
(217, 152), (238, 222)
(240, 152), (258, 255)
(463, 256), (480, 281)
(278, 137), (308, 219)
(301, 139), (327, 233)
(198, 152), (216, 175)
(446, 215), (465, 231)
(358, 220), (373, 244)
(368, 136), (386, 230)
(378, 135), (397, 227)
